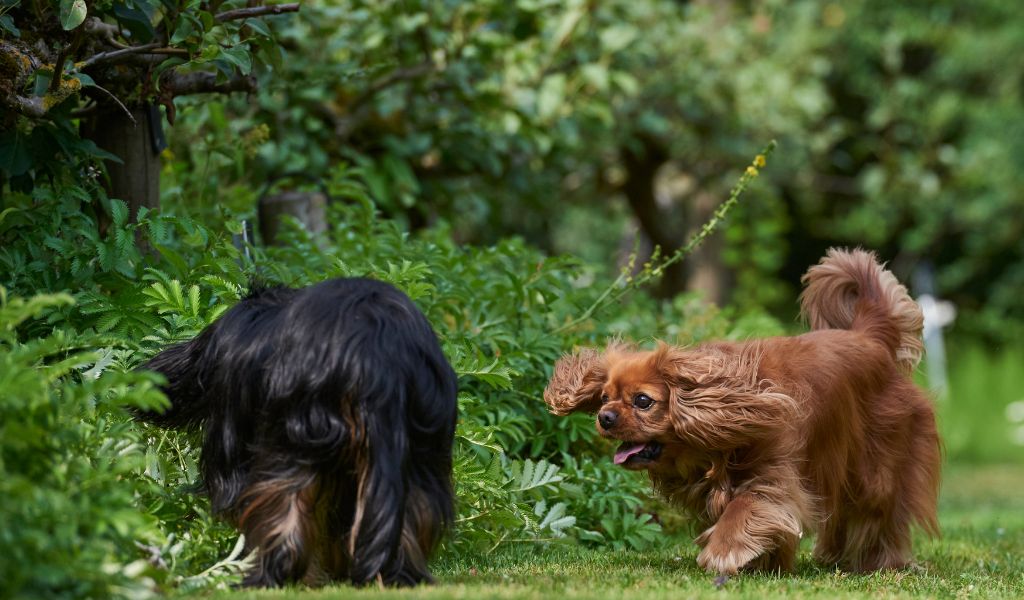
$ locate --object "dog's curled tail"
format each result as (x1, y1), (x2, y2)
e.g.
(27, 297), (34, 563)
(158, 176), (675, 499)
(800, 248), (924, 374)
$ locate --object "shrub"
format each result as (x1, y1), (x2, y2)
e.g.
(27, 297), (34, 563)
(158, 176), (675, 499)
(0, 289), (167, 598)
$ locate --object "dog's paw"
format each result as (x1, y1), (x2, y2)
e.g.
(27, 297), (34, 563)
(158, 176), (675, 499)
(696, 541), (762, 575)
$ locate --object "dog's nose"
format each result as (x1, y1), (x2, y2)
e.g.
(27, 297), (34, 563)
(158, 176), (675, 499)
(598, 410), (618, 430)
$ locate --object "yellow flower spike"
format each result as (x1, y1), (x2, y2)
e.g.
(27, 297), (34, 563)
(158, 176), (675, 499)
(552, 139), (777, 336)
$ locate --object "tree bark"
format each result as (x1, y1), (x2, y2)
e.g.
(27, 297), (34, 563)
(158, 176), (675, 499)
(82, 107), (161, 225)
(258, 190), (328, 245)
(685, 188), (732, 306)
(620, 138), (689, 297)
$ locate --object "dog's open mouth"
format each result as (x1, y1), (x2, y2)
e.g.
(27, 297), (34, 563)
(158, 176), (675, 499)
(613, 441), (663, 465)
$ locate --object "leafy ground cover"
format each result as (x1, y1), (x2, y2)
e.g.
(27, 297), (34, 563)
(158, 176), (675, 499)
(211, 464), (1024, 600)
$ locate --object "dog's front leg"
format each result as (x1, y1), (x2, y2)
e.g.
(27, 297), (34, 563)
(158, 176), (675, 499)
(695, 491), (802, 575)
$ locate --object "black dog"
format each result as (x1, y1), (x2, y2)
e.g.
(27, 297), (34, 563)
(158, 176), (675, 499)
(140, 278), (458, 587)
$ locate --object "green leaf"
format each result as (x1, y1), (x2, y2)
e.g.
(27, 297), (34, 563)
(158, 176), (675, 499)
(0, 14), (20, 37)
(113, 2), (156, 42)
(32, 70), (52, 97)
(76, 139), (124, 164)
(243, 17), (272, 37)
(219, 46), (253, 75)
(73, 72), (96, 87)
(59, 0), (87, 30)
(187, 285), (200, 318)
(0, 129), (32, 176)
(599, 25), (637, 54)
(0, 207), (22, 228)
(170, 17), (195, 44)
(550, 0), (586, 51)
(457, 357), (516, 390)
(581, 63), (609, 92)
(537, 74), (566, 121)
(110, 199), (129, 228)
(510, 459), (563, 492)
(94, 312), (124, 333)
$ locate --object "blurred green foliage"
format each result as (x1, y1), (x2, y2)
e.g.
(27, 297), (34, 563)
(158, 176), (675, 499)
(936, 342), (1024, 464)
(159, 0), (1024, 336)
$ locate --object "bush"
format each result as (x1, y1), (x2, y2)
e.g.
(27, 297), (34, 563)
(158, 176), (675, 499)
(0, 290), (167, 598)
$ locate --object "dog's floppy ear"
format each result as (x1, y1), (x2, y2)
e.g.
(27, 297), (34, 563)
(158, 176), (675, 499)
(543, 348), (606, 415)
(655, 343), (797, 449)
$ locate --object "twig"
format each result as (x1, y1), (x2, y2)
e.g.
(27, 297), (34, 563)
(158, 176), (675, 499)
(48, 45), (68, 94)
(454, 510), (493, 524)
(70, 101), (99, 117)
(90, 82), (136, 124)
(552, 141), (778, 334)
(215, 3), (300, 22)
(78, 43), (161, 69)
(146, 48), (192, 56)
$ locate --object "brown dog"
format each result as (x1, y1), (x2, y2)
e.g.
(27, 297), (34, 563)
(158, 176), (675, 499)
(544, 249), (940, 575)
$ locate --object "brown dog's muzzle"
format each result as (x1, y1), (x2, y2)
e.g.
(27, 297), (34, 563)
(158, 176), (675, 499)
(598, 409), (618, 430)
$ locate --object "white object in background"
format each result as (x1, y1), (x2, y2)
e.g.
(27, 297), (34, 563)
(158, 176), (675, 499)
(917, 293), (956, 397)
(1006, 401), (1024, 446)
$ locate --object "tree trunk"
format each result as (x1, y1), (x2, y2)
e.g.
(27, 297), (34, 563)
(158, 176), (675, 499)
(82, 107), (162, 225)
(620, 138), (690, 298)
(258, 190), (328, 245)
(685, 188), (732, 306)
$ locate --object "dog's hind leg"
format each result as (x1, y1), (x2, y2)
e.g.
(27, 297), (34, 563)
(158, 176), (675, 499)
(236, 469), (319, 587)
(839, 393), (940, 572)
(382, 485), (448, 586)
(812, 510), (848, 567)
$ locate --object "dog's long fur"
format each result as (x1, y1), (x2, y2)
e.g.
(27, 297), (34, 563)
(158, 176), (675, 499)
(544, 248), (941, 574)
(140, 278), (458, 587)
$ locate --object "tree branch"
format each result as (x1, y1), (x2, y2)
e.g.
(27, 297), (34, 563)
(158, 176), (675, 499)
(82, 17), (130, 49)
(2, 80), (84, 119)
(0, 41), (66, 118)
(90, 82), (136, 123)
(215, 3), (300, 22)
(5, 95), (48, 118)
(78, 43), (190, 69)
(160, 71), (257, 96)
(334, 60), (436, 138)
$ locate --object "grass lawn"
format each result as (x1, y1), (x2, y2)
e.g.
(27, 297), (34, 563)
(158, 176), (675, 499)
(211, 464), (1024, 600)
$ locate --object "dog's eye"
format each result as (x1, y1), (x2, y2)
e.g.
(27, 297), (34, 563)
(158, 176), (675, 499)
(601, 394), (610, 404)
(633, 393), (654, 409)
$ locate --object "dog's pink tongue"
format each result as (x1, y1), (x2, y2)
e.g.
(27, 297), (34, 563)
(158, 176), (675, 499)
(613, 442), (648, 465)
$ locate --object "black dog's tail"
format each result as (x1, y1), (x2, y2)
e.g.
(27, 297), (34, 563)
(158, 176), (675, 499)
(800, 247), (924, 374)
(137, 333), (212, 429)
(138, 281), (290, 429)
